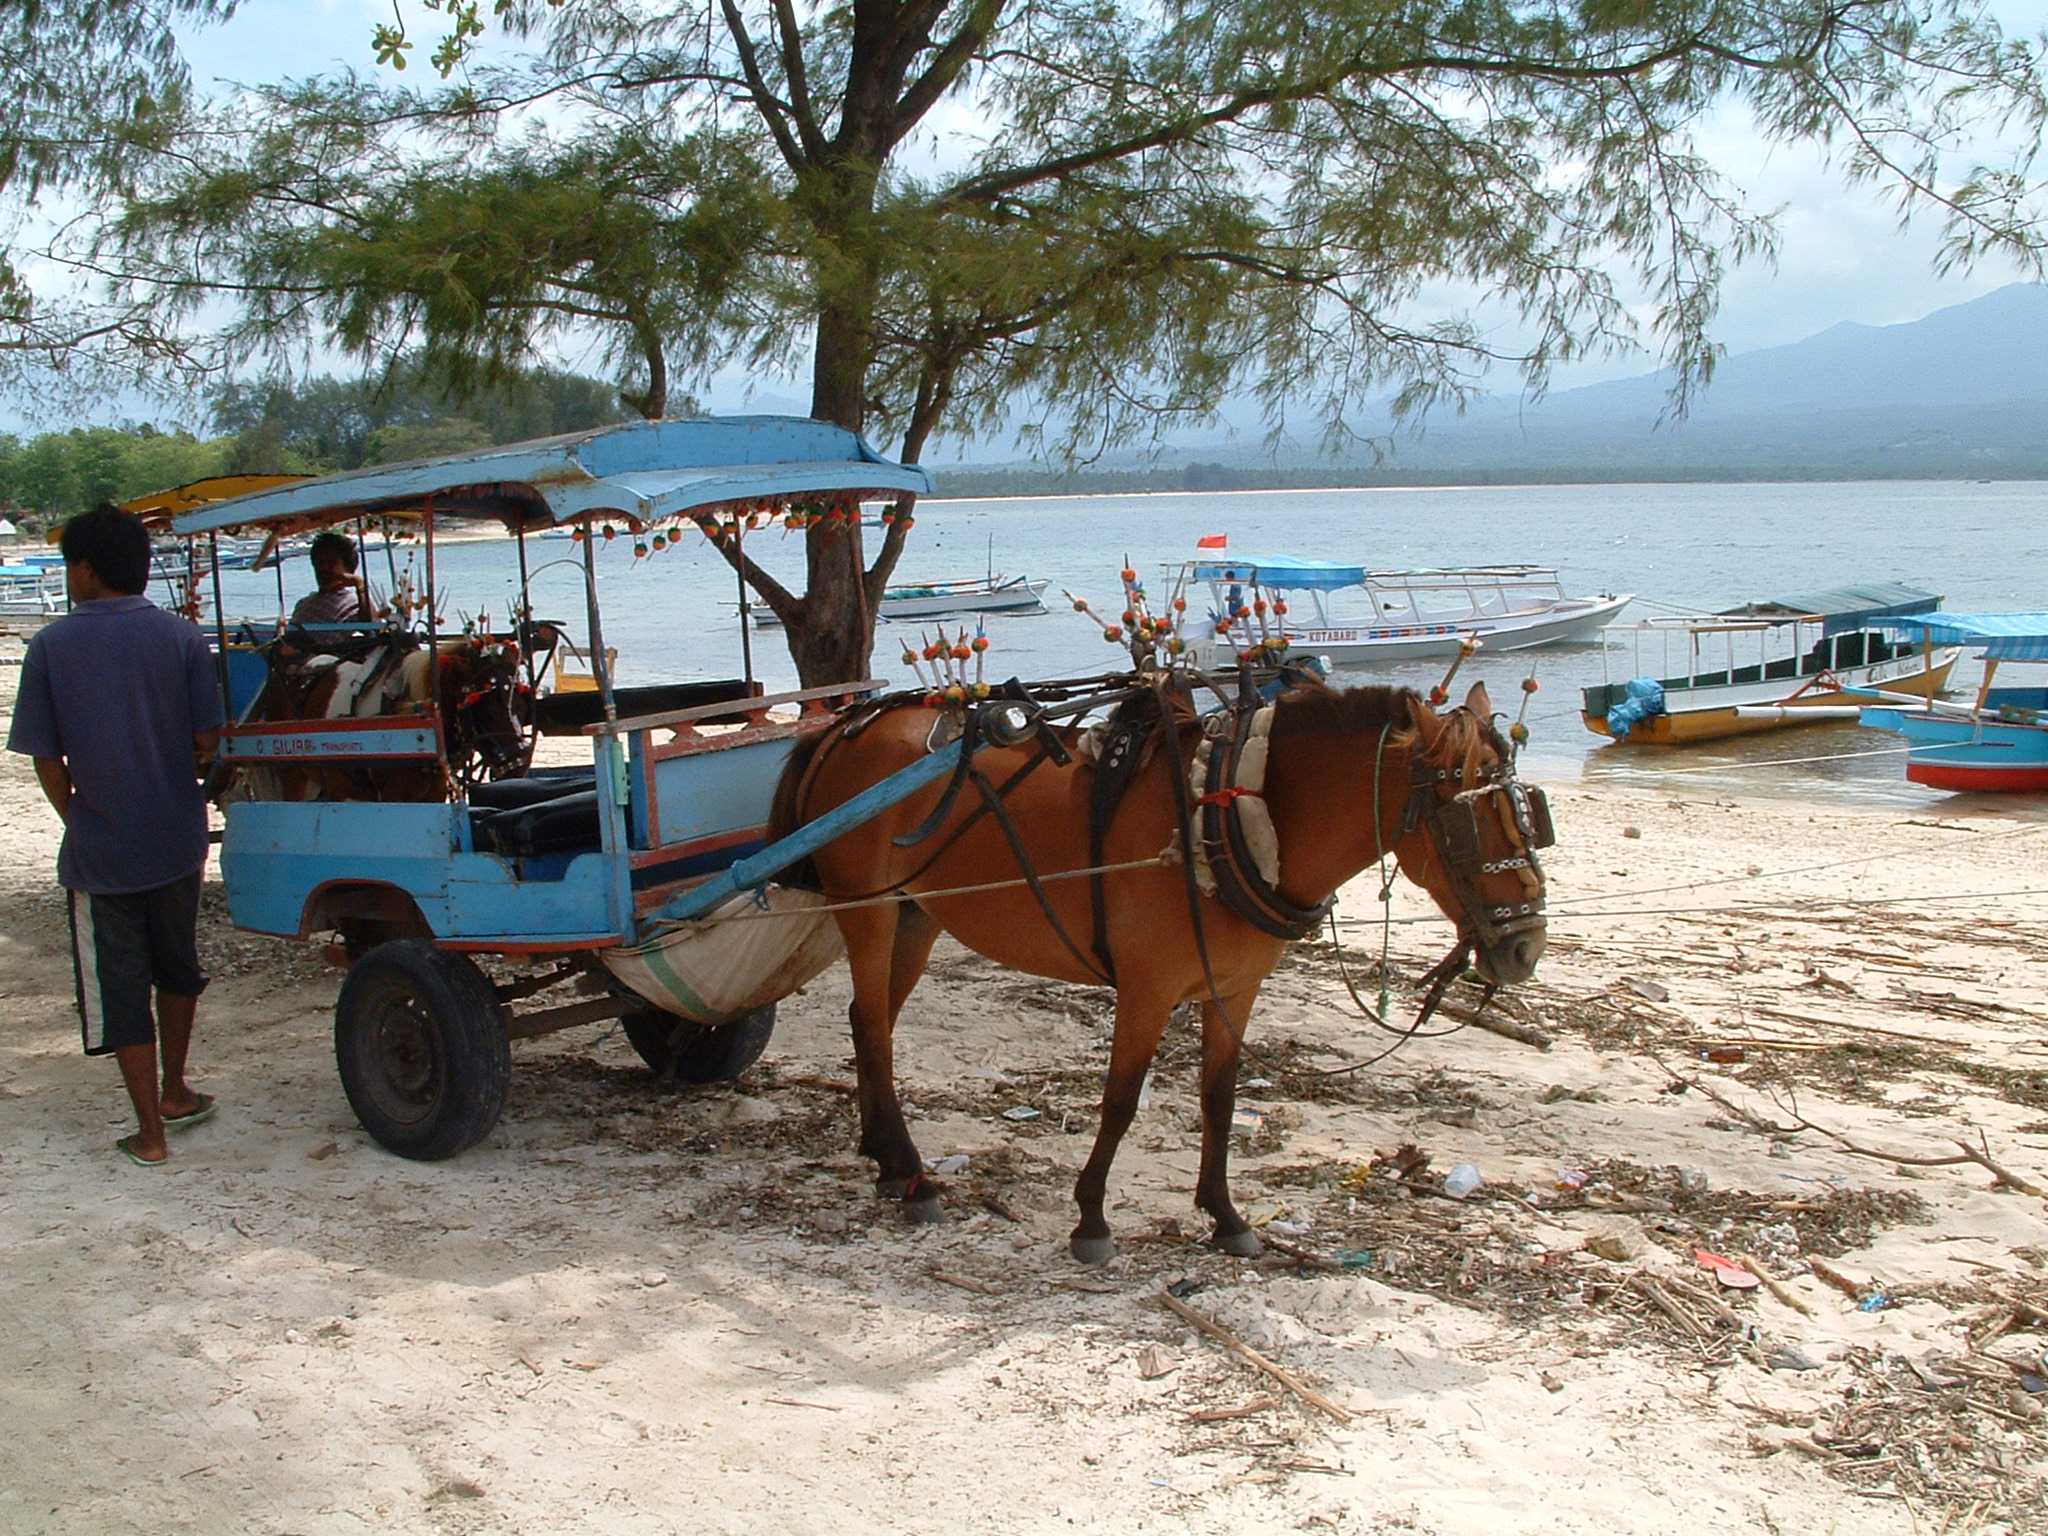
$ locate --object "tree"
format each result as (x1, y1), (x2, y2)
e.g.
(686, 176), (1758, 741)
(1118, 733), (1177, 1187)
(209, 358), (634, 471)
(105, 0), (2048, 683)
(0, 1), (236, 389)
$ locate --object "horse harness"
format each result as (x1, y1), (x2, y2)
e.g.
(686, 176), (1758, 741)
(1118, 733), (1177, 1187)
(1395, 724), (1554, 955)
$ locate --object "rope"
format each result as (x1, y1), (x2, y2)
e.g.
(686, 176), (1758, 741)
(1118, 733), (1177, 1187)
(1336, 882), (2048, 930)
(648, 853), (1175, 928)
(1589, 745), (1911, 775)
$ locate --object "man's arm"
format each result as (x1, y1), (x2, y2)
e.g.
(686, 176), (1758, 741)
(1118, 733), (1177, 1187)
(33, 757), (71, 823)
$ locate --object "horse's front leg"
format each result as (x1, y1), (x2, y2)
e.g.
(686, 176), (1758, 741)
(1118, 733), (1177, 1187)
(1195, 982), (1265, 1257)
(839, 900), (944, 1223)
(1070, 985), (1173, 1265)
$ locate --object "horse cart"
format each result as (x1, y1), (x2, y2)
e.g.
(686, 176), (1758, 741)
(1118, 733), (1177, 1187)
(176, 416), (975, 1159)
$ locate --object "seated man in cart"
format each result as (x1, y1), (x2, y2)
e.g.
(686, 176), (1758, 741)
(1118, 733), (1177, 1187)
(289, 530), (384, 627)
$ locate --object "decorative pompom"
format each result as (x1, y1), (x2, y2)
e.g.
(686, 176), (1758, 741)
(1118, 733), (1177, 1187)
(970, 636), (988, 653)
(1120, 567), (1136, 583)
(1104, 626), (1123, 643)
(602, 524), (617, 541)
(1509, 721), (1530, 745)
(1428, 685), (1448, 706)
(1521, 677), (1540, 694)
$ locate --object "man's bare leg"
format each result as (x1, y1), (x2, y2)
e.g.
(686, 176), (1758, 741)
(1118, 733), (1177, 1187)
(114, 1042), (167, 1161)
(156, 991), (198, 1119)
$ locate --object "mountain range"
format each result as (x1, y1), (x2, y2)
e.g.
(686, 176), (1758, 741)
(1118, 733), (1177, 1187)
(927, 282), (2048, 487)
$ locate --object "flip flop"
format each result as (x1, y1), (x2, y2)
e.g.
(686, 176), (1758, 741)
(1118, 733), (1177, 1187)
(116, 1135), (168, 1168)
(164, 1094), (217, 1131)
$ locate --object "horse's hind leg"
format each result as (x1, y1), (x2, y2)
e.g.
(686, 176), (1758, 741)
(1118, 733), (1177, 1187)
(1195, 983), (1264, 1258)
(840, 900), (943, 1222)
(1070, 985), (1172, 1265)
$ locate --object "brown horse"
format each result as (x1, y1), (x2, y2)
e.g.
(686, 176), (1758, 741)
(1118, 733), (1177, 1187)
(772, 676), (1552, 1263)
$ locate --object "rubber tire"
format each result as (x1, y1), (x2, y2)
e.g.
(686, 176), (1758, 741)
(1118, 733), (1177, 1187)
(335, 939), (510, 1160)
(620, 1004), (776, 1085)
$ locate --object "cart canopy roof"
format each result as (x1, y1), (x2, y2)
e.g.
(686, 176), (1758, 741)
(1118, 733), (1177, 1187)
(170, 417), (932, 536)
(1872, 611), (2048, 662)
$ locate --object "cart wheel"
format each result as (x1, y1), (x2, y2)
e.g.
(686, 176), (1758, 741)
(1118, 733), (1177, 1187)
(621, 1004), (776, 1085)
(335, 939), (509, 1160)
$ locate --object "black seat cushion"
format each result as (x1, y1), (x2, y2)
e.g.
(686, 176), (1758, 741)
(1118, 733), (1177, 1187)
(469, 769), (596, 810)
(532, 679), (760, 734)
(478, 791), (602, 858)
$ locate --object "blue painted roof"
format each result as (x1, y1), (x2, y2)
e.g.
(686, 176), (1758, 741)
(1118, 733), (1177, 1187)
(1186, 555), (1368, 592)
(171, 416), (932, 535)
(1874, 611), (2048, 662)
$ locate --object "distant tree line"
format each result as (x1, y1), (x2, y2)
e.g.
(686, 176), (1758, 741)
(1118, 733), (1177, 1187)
(0, 361), (633, 522)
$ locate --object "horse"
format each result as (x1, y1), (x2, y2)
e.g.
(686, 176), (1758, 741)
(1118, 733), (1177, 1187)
(771, 675), (1553, 1263)
(236, 632), (532, 802)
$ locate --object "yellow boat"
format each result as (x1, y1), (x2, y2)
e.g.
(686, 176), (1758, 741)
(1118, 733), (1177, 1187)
(1582, 584), (1961, 746)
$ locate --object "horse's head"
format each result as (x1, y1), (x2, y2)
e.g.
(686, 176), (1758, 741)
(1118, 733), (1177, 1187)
(1389, 680), (1552, 986)
(440, 638), (530, 781)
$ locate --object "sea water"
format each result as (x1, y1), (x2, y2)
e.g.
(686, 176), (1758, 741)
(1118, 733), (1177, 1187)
(213, 478), (2048, 807)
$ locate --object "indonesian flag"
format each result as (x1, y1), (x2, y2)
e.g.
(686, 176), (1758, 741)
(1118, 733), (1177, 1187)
(1195, 533), (1227, 550)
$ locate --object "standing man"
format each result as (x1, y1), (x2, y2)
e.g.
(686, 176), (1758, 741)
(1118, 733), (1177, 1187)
(6, 504), (225, 1166)
(290, 530), (378, 626)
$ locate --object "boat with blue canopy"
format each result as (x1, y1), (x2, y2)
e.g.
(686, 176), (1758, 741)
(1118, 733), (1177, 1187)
(1855, 612), (2048, 792)
(1581, 582), (1958, 746)
(1177, 555), (1630, 668)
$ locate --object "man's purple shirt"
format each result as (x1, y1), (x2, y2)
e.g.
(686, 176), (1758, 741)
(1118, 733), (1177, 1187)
(6, 595), (225, 894)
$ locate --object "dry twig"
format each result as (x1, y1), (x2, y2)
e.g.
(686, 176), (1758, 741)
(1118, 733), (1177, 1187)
(1154, 1291), (1353, 1425)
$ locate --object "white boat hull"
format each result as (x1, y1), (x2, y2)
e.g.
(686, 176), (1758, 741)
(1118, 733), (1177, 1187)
(1193, 592), (1632, 669)
(753, 578), (1048, 627)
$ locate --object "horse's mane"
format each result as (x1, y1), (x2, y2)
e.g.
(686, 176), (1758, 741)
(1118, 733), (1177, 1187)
(1270, 682), (1498, 785)
(1267, 684), (1414, 741)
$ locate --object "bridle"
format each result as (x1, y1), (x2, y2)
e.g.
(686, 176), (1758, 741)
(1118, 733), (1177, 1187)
(1398, 711), (1553, 955)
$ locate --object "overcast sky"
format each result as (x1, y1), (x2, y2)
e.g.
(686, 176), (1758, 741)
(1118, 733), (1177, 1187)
(46, 0), (2048, 428)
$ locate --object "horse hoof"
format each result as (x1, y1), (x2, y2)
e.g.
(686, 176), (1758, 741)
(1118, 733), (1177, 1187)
(904, 1193), (945, 1226)
(1214, 1228), (1263, 1259)
(1069, 1234), (1118, 1266)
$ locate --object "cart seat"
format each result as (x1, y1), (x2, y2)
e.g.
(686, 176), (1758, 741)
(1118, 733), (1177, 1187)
(474, 790), (601, 858)
(532, 678), (761, 735)
(468, 768), (597, 810)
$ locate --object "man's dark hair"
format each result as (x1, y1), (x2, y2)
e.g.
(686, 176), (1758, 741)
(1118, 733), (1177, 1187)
(310, 530), (359, 572)
(59, 504), (152, 595)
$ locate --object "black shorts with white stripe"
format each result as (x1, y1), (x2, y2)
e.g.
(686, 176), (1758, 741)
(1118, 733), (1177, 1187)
(68, 872), (208, 1056)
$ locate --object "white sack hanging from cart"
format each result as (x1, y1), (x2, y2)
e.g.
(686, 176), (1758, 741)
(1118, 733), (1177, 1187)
(601, 886), (846, 1023)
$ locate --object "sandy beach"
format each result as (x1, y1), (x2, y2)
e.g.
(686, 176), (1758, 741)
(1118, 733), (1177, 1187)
(2, 643), (2045, 1535)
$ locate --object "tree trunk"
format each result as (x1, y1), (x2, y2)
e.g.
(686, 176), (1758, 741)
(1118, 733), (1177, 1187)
(783, 267), (882, 686)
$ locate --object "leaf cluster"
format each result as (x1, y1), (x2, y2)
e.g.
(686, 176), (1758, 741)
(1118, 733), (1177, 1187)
(98, 0), (2048, 466)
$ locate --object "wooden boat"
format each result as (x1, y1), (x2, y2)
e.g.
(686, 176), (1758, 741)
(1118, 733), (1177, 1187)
(1582, 584), (1960, 745)
(1180, 558), (1631, 669)
(1856, 613), (2048, 792)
